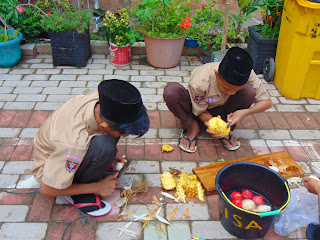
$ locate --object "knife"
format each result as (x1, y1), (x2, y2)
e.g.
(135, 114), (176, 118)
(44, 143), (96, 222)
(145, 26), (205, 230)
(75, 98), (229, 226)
(117, 158), (131, 179)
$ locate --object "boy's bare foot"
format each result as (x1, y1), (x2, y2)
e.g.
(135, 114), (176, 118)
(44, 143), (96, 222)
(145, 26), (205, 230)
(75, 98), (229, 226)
(220, 133), (240, 151)
(179, 120), (200, 152)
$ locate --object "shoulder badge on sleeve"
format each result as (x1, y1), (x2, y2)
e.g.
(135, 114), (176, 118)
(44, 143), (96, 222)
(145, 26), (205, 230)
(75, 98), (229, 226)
(195, 94), (205, 103)
(65, 154), (83, 173)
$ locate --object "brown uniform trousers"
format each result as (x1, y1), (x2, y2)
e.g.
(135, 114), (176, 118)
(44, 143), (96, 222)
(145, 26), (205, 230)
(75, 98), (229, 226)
(163, 82), (256, 130)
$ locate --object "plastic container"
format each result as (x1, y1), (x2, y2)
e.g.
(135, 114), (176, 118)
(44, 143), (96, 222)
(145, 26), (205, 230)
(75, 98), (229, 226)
(184, 38), (199, 47)
(216, 162), (290, 239)
(274, 0), (320, 99)
(246, 26), (278, 74)
(0, 29), (23, 68)
(109, 42), (131, 66)
(49, 30), (91, 67)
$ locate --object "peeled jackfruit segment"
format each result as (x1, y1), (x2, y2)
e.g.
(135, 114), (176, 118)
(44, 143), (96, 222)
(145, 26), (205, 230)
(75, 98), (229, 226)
(176, 172), (189, 186)
(207, 117), (230, 137)
(175, 173), (205, 201)
(185, 180), (198, 199)
(197, 182), (205, 201)
(161, 172), (176, 190)
(175, 185), (186, 202)
(162, 144), (174, 152)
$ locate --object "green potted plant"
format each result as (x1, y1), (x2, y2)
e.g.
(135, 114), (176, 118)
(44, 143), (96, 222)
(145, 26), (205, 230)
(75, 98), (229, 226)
(131, 0), (197, 68)
(227, 0), (262, 48)
(98, 8), (139, 66)
(41, 0), (92, 67)
(0, 24), (23, 67)
(184, 20), (199, 48)
(0, 0), (53, 43)
(193, 2), (224, 63)
(0, 4), (23, 68)
(246, 0), (284, 73)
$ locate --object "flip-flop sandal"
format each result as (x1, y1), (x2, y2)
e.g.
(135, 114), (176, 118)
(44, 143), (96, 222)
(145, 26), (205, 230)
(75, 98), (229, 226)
(179, 129), (198, 153)
(65, 194), (112, 217)
(220, 133), (240, 151)
(306, 223), (320, 240)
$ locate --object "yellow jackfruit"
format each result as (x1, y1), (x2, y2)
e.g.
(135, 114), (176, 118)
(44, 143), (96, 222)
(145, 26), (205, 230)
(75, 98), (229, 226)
(207, 117), (230, 137)
(175, 185), (186, 202)
(161, 171), (205, 202)
(185, 179), (198, 199)
(161, 172), (176, 190)
(197, 182), (205, 201)
(162, 144), (174, 152)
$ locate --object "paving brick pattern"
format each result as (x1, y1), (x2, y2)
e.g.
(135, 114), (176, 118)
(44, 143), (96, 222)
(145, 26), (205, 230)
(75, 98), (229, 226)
(0, 53), (320, 240)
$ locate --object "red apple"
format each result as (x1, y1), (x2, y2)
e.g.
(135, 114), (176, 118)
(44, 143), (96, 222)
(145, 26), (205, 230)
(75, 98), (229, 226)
(252, 195), (264, 205)
(232, 198), (243, 208)
(230, 191), (242, 200)
(242, 190), (253, 199)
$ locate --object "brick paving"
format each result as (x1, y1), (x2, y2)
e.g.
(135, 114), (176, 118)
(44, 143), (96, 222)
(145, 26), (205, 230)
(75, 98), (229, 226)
(0, 53), (320, 240)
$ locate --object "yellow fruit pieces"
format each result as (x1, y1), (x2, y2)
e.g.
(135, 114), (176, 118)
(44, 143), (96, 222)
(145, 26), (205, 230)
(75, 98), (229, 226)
(175, 173), (205, 202)
(207, 117), (230, 137)
(162, 144), (174, 152)
(161, 172), (176, 190)
(160, 172), (205, 202)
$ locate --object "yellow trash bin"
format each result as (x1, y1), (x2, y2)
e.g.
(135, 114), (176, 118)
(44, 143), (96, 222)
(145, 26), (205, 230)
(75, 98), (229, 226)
(274, 0), (320, 100)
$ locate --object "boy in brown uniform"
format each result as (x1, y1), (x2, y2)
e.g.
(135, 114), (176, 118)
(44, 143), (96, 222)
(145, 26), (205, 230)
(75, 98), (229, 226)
(163, 47), (272, 152)
(32, 79), (149, 216)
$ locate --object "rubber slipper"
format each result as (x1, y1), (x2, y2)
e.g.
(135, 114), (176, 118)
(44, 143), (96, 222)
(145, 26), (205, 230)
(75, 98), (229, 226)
(65, 194), (112, 217)
(306, 223), (320, 240)
(220, 133), (240, 151)
(179, 130), (197, 153)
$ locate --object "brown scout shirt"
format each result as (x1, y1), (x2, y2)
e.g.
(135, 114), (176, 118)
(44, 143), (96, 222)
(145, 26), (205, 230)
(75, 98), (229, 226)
(187, 62), (270, 116)
(32, 91), (102, 189)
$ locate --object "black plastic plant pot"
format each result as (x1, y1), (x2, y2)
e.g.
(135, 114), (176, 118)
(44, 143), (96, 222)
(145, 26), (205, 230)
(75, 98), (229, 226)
(215, 162), (290, 239)
(48, 29), (91, 67)
(201, 48), (213, 64)
(246, 26), (278, 74)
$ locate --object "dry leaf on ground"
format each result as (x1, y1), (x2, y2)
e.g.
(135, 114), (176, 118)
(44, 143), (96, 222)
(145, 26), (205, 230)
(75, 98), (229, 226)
(153, 195), (161, 206)
(180, 207), (190, 219)
(168, 207), (178, 221)
(117, 211), (134, 221)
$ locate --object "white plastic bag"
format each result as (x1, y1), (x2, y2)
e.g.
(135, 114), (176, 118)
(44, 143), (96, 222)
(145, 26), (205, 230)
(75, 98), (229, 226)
(274, 187), (319, 236)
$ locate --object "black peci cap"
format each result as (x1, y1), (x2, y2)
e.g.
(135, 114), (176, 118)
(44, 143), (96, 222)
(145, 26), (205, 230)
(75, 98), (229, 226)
(98, 79), (146, 124)
(218, 47), (253, 86)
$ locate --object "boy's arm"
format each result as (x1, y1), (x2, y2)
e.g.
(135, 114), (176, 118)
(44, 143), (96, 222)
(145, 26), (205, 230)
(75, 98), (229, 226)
(227, 98), (273, 126)
(304, 176), (320, 222)
(40, 173), (120, 197)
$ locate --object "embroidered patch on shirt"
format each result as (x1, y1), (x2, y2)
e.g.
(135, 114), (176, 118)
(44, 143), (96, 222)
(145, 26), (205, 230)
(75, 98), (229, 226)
(65, 154), (83, 173)
(208, 97), (214, 103)
(195, 94), (205, 103)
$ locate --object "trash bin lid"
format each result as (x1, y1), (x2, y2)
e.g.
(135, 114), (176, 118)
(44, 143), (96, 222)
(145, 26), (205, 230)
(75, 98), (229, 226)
(298, 0), (320, 8)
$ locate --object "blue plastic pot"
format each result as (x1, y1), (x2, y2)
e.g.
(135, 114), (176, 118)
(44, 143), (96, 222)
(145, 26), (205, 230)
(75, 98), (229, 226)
(0, 29), (23, 68)
(184, 37), (199, 47)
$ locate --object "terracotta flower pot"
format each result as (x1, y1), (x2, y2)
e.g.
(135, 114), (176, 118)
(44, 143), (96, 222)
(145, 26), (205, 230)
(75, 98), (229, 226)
(143, 34), (186, 68)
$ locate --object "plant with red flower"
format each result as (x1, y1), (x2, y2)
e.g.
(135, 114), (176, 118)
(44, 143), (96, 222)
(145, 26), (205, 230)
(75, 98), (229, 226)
(178, 14), (191, 31)
(132, 0), (198, 38)
(0, 0), (51, 42)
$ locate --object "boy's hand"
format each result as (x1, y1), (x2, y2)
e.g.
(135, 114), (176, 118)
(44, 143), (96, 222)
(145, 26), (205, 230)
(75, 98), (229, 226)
(227, 109), (249, 127)
(204, 115), (225, 139)
(304, 176), (320, 196)
(98, 173), (120, 197)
